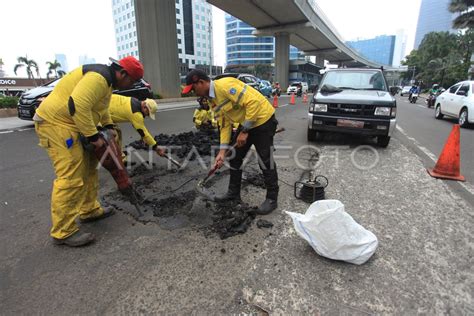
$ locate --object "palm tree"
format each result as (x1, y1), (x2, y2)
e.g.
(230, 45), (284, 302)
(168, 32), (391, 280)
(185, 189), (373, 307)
(14, 56), (39, 80)
(46, 60), (62, 79)
(449, 0), (474, 29)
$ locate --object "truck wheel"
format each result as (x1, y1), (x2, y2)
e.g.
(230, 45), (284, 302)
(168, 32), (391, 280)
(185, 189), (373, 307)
(377, 136), (390, 148)
(307, 128), (316, 142)
(435, 104), (444, 119)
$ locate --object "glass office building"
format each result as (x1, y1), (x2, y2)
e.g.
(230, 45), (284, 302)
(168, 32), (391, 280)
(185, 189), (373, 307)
(226, 15), (303, 65)
(346, 35), (396, 66)
(414, 0), (456, 49)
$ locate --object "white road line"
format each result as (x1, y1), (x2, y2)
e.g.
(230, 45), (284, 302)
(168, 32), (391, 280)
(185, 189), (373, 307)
(397, 125), (474, 196)
(278, 104), (289, 108)
(0, 130), (13, 134)
(18, 128), (34, 132)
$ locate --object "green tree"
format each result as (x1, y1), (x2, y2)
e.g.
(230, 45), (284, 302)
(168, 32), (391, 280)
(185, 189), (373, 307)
(401, 31), (471, 88)
(254, 64), (273, 80)
(14, 56), (39, 79)
(46, 59), (65, 79)
(449, 0), (474, 29)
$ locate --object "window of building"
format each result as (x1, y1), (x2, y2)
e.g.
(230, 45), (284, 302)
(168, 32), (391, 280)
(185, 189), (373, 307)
(202, 52), (206, 57)
(128, 23), (131, 28)
(176, 0), (179, 3)
(178, 49), (182, 53)
(134, 31), (137, 36)
(176, 8), (180, 14)
(126, 3), (129, 8)
(177, 18), (181, 24)
(196, 33), (200, 39)
(196, 24), (200, 30)
(201, 16), (205, 21)
(127, 13), (130, 18)
(178, 38), (182, 44)
(202, 43), (206, 48)
(197, 52), (201, 56)
(197, 42), (200, 47)
(119, 16), (122, 22)
(132, 11), (134, 16)
(133, 21), (135, 26)
(177, 29), (181, 34)
(201, 6), (205, 12)
(191, 59), (195, 64)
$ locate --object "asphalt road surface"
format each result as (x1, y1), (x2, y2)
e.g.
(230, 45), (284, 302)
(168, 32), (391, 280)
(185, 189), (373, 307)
(1, 94), (472, 314)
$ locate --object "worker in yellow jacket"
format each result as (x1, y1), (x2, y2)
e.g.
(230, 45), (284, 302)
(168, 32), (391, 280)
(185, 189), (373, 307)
(182, 69), (279, 214)
(34, 56), (144, 247)
(108, 94), (164, 159)
(193, 97), (217, 130)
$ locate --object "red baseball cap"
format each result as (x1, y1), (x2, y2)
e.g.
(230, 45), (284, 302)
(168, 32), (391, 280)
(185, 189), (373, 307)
(109, 56), (144, 81)
(182, 69), (210, 94)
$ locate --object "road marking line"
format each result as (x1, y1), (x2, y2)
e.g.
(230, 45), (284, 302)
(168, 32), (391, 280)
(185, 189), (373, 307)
(18, 128), (34, 132)
(396, 125), (474, 196)
(279, 104), (288, 108)
(0, 130), (13, 134)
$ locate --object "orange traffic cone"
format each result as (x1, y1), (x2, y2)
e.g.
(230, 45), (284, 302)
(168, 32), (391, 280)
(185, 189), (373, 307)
(272, 94), (278, 108)
(290, 92), (295, 105)
(427, 124), (465, 181)
(302, 92), (308, 103)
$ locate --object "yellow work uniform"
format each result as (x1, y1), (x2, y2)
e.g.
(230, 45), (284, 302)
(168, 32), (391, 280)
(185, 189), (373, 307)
(209, 77), (275, 147)
(193, 108), (217, 129)
(35, 64), (116, 239)
(109, 95), (157, 151)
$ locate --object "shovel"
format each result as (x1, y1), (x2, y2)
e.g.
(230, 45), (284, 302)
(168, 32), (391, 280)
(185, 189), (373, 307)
(196, 127), (285, 200)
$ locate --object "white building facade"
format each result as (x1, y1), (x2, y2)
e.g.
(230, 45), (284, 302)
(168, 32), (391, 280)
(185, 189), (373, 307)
(112, 0), (213, 69)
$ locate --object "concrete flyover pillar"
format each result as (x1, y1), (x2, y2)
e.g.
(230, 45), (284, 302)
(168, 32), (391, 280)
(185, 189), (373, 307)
(274, 32), (290, 90)
(135, 0), (180, 98)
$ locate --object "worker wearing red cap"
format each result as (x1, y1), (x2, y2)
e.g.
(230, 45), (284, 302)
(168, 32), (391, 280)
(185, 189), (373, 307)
(34, 56), (144, 247)
(182, 69), (279, 215)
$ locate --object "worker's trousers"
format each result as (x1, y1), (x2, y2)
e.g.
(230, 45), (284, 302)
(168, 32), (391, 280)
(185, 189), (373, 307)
(228, 115), (279, 200)
(35, 121), (103, 239)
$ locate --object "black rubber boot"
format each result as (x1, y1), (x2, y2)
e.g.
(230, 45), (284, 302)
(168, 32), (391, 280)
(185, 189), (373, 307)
(256, 198), (278, 215)
(214, 170), (242, 202)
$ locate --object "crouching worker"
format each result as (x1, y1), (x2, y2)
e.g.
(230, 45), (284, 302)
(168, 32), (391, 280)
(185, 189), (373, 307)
(108, 94), (165, 162)
(193, 96), (217, 130)
(34, 56), (144, 247)
(182, 69), (279, 215)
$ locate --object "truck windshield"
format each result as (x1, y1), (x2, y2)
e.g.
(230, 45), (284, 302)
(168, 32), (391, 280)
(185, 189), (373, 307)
(323, 71), (386, 91)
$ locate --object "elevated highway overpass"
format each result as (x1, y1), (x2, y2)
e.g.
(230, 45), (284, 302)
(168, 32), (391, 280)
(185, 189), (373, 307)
(135, 0), (383, 97)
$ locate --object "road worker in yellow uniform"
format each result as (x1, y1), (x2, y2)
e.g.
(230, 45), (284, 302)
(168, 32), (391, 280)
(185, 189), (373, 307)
(34, 56), (144, 247)
(193, 96), (217, 130)
(108, 94), (164, 161)
(182, 69), (279, 214)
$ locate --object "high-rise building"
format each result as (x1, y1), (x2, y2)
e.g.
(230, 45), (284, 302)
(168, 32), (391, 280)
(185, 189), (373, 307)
(78, 55), (96, 65)
(225, 15), (304, 66)
(392, 29), (407, 67)
(414, 0), (457, 49)
(346, 35), (396, 66)
(111, 0), (213, 69)
(55, 54), (69, 72)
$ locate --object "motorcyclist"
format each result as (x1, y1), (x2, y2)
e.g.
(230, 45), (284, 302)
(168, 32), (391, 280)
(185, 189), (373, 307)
(428, 84), (440, 107)
(408, 85), (420, 101)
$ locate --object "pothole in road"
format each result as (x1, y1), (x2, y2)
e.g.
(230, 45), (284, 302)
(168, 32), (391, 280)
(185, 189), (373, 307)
(102, 131), (272, 239)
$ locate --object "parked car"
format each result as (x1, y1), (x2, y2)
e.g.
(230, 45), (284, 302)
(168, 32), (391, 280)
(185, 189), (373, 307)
(287, 81), (308, 95)
(435, 80), (474, 128)
(259, 80), (272, 97)
(213, 73), (261, 92)
(17, 77), (153, 121)
(307, 68), (397, 147)
(400, 86), (411, 96)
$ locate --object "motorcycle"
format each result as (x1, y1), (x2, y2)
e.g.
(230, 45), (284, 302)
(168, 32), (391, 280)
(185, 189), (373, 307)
(296, 87), (303, 97)
(426, 93), (437, 108)
(271, 87), (281, 97)
(410, 92), (418, 104)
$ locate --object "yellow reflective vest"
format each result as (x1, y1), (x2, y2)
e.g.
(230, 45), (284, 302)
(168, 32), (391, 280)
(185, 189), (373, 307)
(193, 108), (217, 128)
(209, 77), (275, 146)
(36, 64), (115, 139)
(109, 94), (157, 147)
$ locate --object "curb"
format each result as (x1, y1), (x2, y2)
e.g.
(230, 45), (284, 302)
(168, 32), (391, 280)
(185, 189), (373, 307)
(156, 97), (196, 104)
(0, 108), (18, 118)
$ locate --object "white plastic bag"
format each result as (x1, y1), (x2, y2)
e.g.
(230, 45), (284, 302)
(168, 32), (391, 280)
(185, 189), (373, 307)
(286, 200), (378, 265)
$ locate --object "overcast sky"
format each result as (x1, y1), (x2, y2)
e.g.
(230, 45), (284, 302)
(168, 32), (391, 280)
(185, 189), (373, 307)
(1, 0), (421, 77)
